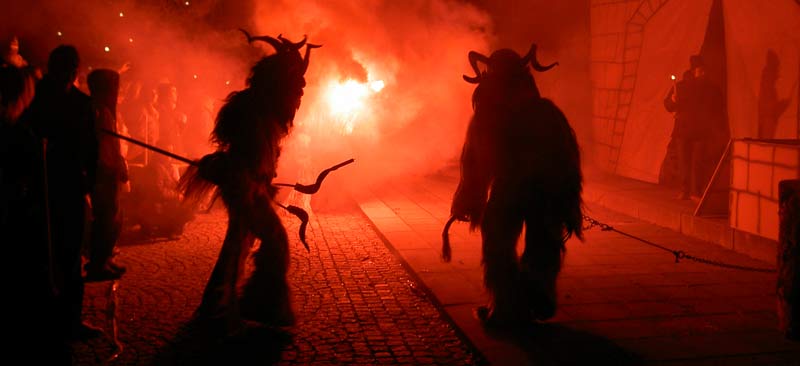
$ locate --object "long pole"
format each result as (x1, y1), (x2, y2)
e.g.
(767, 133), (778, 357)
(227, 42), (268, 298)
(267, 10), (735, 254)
(98, 128), (195, 165)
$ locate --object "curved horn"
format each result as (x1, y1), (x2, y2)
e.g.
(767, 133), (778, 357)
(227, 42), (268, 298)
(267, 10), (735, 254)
(278, 34), (308, 51)
(239, 28), (284, 53)
(302, 42), (323, 73)
(462, 50), (489, 84)
(521, 43), (559, 72)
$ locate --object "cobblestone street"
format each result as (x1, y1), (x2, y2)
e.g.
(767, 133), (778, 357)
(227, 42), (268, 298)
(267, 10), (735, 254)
(72, 202), (485, 365)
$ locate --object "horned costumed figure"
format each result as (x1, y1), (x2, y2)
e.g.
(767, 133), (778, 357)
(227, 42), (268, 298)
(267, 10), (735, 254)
(449, 44), (583, 327)
(180, 30), (320, 334)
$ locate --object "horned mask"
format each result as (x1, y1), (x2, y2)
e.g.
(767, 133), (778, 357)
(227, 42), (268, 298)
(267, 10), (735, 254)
(463, 43), (558, 84)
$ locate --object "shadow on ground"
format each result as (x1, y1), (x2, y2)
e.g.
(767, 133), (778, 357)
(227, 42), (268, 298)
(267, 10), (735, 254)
(150, 318), (291, 366)
(488, 322), (643, 366)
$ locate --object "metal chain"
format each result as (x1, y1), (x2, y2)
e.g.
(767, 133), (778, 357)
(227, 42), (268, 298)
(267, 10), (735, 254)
(582, 215), (777, 273)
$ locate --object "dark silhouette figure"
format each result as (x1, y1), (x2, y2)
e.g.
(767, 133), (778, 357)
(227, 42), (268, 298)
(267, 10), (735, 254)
(156, 82), (186, 154)
(664, 55), (724, 199)
(758, 49), (791, 139)
(120, 81), (159, 164)
(1, 35), (28, 69)
(184, 93), (216, 159)
(450, 44), (583, 327)
(127, 152), (194, 239)
(85, 69), (128, 281)
(1, 64), (37, 229)
(1, 59), (71, 364)
(180, 31), (320, 335)
(22, 45), (101, 343)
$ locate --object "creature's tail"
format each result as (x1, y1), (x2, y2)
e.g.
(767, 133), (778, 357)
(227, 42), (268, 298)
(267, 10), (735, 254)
(441, 216), (459, 263)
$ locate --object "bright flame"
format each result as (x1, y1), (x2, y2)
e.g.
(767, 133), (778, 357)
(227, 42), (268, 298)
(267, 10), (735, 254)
(327, 80), (369, 116)
(370, 80), (385, 92)
(322, 78), (384, 135)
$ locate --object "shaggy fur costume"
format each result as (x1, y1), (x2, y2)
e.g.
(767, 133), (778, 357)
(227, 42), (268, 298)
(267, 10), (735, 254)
(451, 46), (583, 326)
(180, 33), (318, 334)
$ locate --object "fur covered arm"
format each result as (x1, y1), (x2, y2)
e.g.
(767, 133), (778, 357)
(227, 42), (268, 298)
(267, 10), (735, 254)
(451, 118), (492, 228)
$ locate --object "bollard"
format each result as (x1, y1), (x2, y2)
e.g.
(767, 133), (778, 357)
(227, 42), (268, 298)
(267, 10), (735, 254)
(777, 179), (800, 340)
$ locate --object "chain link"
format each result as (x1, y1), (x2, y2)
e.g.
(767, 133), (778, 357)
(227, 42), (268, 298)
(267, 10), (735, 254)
(582, 215), (777, 273)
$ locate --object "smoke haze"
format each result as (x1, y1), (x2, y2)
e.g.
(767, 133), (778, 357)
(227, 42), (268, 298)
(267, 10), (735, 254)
(249, 1), (493, 200)
(2, 0), (591, 208)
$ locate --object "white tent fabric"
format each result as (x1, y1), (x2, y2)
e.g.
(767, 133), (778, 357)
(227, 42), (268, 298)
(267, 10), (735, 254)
(593, 0), (800, 183)
(615, 0), (712, 182)
(725, 0), (800, 139)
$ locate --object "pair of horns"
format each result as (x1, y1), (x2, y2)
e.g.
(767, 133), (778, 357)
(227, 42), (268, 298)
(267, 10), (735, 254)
(240, 29), (322, 73)
(463, 44), (559, 84)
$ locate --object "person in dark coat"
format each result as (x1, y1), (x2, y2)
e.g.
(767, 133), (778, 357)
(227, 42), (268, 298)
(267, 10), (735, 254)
(22, 45), (101, 342)
(664, 55), (724, 199)
(85, 68), (128, 281)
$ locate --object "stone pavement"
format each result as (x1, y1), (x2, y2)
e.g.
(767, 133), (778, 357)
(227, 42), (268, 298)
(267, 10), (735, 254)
(354, 165), (800, 365)
(72, 201), (486, 365)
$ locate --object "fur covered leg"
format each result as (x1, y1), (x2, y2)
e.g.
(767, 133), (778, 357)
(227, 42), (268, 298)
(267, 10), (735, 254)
(197, 214), (253, 335)
(521, 219), (564, 321)
(480, 197), (526, 327)
(239, 205), (295, 326)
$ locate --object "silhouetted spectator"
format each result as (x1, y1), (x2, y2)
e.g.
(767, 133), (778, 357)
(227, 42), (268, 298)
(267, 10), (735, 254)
(2, 55), (71, 366)
(1, 35), (28, 68)
(128, 152), (193, 239)
(22, 45), (102, 342)
(758, 50), (791, 139)
(85, 69), (128, 281)
(184, 94), (215, 159)
(156, 82), (186, 154)
(120, 80), (159, 164)
(664, 55), (724, 200)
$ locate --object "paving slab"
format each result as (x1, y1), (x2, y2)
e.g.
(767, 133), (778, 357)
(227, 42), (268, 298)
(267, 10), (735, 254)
(356, 166), (800, 365)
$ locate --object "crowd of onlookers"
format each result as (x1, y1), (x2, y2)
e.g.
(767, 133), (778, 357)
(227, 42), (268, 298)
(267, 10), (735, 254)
(1, 36), (214, 363)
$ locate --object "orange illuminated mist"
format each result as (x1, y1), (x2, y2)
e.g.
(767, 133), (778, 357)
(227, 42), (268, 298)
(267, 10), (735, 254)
(252, 1), (492, 207)
(4, 0), (496, 208)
